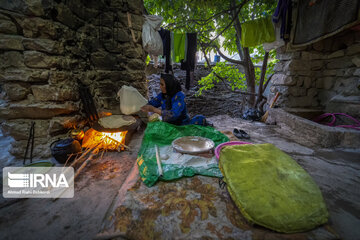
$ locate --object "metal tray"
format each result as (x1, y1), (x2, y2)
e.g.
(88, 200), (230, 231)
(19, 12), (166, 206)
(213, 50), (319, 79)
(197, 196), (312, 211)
(172, 136), (215, 154)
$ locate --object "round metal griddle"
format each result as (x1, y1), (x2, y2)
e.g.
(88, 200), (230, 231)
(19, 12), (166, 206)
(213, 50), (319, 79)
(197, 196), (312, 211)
(172, 136), (215, 154)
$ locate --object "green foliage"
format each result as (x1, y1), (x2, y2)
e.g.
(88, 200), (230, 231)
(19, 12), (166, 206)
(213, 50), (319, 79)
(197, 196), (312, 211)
(144, 0), (278, 98)
(197, 62), (246, 96)
(146, 55), (151, 65)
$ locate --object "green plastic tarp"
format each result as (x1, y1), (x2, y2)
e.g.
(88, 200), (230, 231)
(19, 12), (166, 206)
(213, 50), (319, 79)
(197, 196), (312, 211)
(241, 16), (276, 47)
(219, 143), (328, 233)
(137, 121), (229, 187)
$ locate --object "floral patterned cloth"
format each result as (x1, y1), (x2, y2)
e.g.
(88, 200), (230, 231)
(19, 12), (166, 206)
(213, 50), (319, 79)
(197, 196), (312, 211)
(97, 163), (338, 240)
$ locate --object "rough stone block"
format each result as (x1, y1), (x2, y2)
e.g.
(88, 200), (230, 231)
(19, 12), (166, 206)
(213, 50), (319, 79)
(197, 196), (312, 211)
(2, 83), (30, 101)
(351, 56), (360, 67)
(48, 116), (82, 136)
(310, 60), (323, 70)
(323, 77), (335, 90)
(23, 38), (64, 54)
(287, 95), (314, 107)
(296, 77), (304, 87)
(32, 85), (79, 102)
(127, 59), (145, 70)
(0, 21), (17, 34)
(353, 69), (360, 76)
(303, 77), (312, 88)
(271, 74), (297, 86)
(129, 14), (144, 31)
(0, 51), (25, 69)
(323, 69), (337, 76)
(24, 51), (59, 69)
(0, 34), (24, 50)
(276, 52), (301, 60)
(333, 77), (360, 96)
(0, 69), (49, 82)
(49, 71), (73, 84)
(0, 0), (45, 16)
(289, 87), (307, 97)
(284, 59), (310, 71)
(10, 137), (54, 159)
(55, 4), (84, 30)
(307, 88), (318, 97)
(327, 50), (345, 59)
(1, 119), (50, 141)
(127, 0), (144, 14)
(91, 51), (117, 70)
(116, 28), (131, 42)
(124, 44), (144, 58)
(296, 70), (312, 76)
(344, 68), (356, 77)
(315, 78), (323, 88)
(0, 100), (79, 120)
(326, 58), (354, 69)
(346, 43), (360, 55)
(301, 51), (324, 60)
(20, 17), (64, 39)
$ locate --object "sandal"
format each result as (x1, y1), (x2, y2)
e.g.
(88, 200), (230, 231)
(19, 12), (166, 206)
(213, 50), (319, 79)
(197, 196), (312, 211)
(233, 128), (250, 139)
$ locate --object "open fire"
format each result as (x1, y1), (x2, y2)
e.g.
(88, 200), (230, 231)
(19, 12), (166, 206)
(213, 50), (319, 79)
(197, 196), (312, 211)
(82, 128), (128, 151)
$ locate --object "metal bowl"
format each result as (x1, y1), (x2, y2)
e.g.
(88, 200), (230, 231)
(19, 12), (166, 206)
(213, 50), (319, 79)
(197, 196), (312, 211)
(172, 136), (215, 154)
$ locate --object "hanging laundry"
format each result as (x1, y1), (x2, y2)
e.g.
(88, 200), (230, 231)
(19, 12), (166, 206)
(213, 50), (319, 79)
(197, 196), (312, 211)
(142, 15), (163, 56)
(158, 28), (172, 73)
(272, 0), (292, 41)
(180, 33), (197, 90)
(171, 32), (186, 63)
(263, 21), (285, 51)
(241, 16), (276, 48)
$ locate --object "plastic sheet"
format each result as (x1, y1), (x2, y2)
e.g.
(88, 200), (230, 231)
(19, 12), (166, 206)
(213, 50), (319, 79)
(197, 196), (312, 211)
(142, 15), (163, 56)
(219, 143), (328, 233)
(137, 121), (229, 187)
(117, 85), (147, 115)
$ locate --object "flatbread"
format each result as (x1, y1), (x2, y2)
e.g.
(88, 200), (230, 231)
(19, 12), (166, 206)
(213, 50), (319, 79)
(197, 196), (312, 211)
(98, 115), (136, 129)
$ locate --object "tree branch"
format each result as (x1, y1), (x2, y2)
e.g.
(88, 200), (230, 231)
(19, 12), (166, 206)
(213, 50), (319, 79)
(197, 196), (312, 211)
(204, 0), (251, 48)
(254, 51), (269, 107)
(200, 46), (258, 97)
(212, 45), (245, 65)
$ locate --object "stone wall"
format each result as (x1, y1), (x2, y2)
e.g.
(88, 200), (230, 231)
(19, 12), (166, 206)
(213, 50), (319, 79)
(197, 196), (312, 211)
(0, 0), (146, 158)
(270, 29), (360, 118)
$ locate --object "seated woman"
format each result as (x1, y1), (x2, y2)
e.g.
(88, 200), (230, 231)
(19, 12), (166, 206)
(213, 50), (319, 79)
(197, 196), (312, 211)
(141, 73), (207, 126)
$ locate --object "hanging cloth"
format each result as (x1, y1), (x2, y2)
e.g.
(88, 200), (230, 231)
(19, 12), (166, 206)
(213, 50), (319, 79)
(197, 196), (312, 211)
(142, 15), (163, 56)
(272, 0), (292, 41)
(171, 32), (186, 63)
(158, 28), (172, 73)
(241, 16), (276, 48)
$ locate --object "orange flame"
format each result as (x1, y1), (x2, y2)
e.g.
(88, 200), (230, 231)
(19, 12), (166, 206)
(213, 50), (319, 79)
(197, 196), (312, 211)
(82, 129), (127, 150)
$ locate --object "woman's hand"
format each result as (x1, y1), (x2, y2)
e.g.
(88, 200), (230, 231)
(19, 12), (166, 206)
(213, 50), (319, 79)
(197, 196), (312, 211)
(141, 105), (156, 113)
(141, 105), (162, 115)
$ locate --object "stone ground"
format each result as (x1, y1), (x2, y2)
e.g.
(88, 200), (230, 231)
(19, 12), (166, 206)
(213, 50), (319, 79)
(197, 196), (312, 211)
(0, 115), (359, 240)
(0, 67), (359, 239)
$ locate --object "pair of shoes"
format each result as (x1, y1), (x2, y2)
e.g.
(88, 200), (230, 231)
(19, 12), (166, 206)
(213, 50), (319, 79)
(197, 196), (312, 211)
(233, 128), (250, 139)
(204, 120), (214, 127)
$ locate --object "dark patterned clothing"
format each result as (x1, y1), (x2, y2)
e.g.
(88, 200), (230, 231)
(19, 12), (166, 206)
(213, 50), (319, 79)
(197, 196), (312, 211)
(148, 92), (205, 126)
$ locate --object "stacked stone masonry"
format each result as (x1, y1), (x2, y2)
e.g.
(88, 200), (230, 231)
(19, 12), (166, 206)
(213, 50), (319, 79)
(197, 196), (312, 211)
(271, 29), (360, 118)
(0, 0), (146, 158)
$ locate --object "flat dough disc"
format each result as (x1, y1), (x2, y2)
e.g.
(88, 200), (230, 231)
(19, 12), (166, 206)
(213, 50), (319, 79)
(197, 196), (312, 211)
(98, 115), (136, 129)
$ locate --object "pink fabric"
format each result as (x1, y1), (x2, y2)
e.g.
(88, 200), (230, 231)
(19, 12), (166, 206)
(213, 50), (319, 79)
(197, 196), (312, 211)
(215, 141), (252, 160)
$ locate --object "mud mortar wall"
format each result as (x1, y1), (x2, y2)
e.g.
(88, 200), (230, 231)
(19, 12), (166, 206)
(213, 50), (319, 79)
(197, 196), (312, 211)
(0, 0), (147, 158)
(271, 29), (360, 118)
